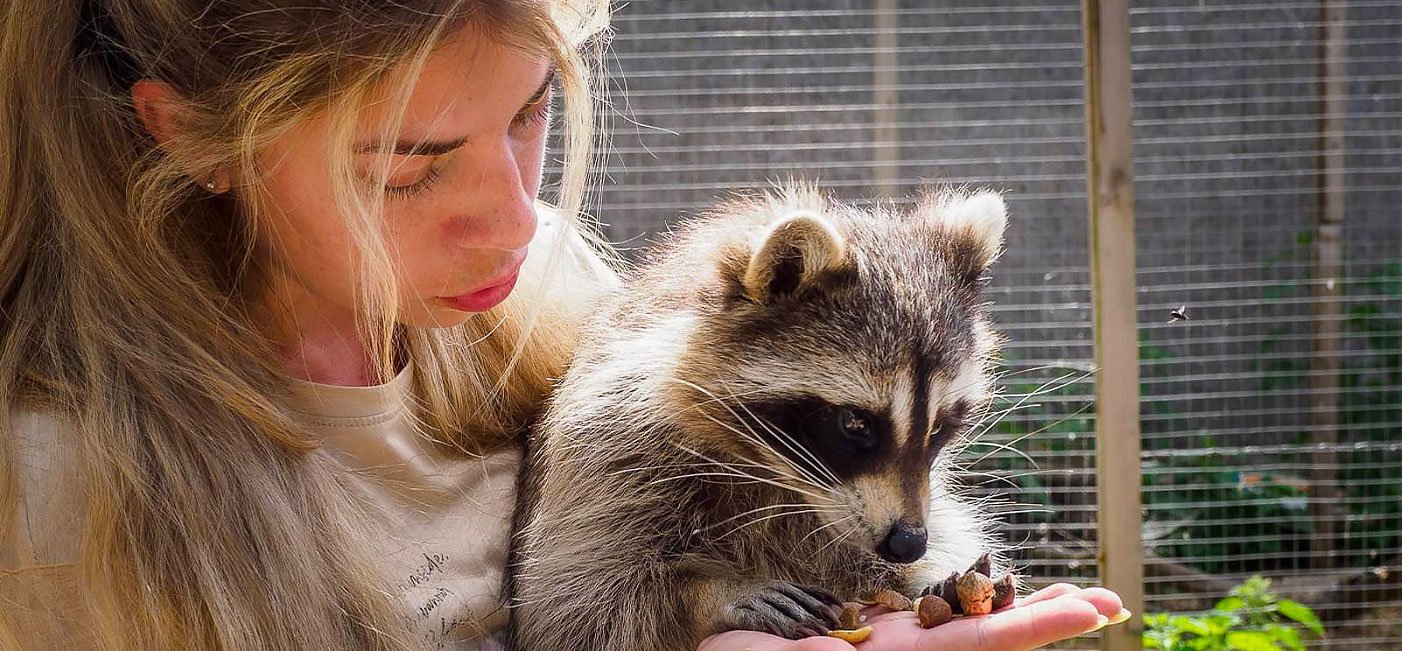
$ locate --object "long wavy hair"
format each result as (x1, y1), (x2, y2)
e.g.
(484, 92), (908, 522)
(0, 0), (610, 647)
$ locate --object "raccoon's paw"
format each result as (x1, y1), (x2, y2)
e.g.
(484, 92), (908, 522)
(721, 582), (844, 640)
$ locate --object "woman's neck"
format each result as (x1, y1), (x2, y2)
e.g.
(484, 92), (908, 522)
(252, 280), (381, 387)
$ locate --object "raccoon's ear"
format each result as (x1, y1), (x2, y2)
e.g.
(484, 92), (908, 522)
(926, 191), (1007, 283)
(741, 210), (848, 304)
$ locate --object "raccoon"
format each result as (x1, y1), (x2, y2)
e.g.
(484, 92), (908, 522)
(506, 185), (1010, 651)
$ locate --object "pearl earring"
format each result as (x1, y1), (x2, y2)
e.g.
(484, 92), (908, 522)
(205, 180), (217, 191)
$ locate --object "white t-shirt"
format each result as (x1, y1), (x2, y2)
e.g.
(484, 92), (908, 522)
(0, 210), (617, 650)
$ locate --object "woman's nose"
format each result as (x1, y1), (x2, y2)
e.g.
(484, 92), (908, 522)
(448, 141), (538, 252)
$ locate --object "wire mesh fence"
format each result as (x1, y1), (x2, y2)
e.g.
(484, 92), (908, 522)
(555, 1), (1401, 648)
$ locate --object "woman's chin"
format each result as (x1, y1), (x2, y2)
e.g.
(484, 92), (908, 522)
(402, 304), (478, 329)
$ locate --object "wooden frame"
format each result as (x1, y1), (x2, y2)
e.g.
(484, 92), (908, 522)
(1082, 1), (1145, 649)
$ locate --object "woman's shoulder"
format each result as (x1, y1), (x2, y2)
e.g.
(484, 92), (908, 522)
(3, 410), (86, 568)
(525, 203), (621, 316)
(533, 204), (619, 284)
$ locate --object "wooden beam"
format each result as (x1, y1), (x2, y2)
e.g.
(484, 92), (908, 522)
(872, 0), (900, 197)
(1309, 0), (1348, 573)
(1082, 1), (1145, 649)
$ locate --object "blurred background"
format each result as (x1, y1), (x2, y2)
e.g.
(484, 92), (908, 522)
(550, 1), (1401, 649)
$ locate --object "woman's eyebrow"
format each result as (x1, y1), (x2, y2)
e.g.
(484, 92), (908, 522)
(524, 67), (556, 107)
(356, 136), (467, 157)
(353, 67), (557, 157)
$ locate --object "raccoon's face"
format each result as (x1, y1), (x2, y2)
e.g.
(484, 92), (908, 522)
(679, 188), (1006, 565)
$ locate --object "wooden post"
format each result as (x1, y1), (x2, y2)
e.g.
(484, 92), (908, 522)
(1309, 0), (1348, 573)
(873, 0), (900, 197)
(1082, 1), (1145, 649)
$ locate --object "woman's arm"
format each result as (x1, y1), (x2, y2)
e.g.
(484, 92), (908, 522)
(697, 583), (1127, 651)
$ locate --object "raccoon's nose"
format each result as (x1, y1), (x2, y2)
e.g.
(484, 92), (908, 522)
(877, 522), (927, 564)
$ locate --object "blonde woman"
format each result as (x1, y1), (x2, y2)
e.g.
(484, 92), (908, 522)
(0, 1), (1123, 649)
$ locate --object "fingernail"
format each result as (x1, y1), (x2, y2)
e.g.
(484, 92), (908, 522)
(1108, 608), (1133, 625)
(1090, 614), (1111, 632)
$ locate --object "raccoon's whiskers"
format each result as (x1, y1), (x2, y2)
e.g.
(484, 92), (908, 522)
(730, 393), (841, 487)
(696, 409), (834, 492)
(799, 514), (857, 546)
(985, 507), (1055, 517)
(707, 503), (841, 530)
(950, 371), (1090, 468)
(964, 369), (1090, 443)
(965, 398), (1095, 468)
(690, 411), (836, 494)
(608, 458), (777, 478)
(959, 438), (1038, 468)
(646, 471), (775, 487)
(966, 401), (1043, 438)
(815, 520), (861, 556)
(672, 444), (838, 503)
(713, 507), (839, 540)
(671, 378), (838, 492)
(958, 469), (1024, 490)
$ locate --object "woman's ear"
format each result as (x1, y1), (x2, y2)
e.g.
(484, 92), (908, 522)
(130, 80), (184, 147)
(130, 80), (230, 192)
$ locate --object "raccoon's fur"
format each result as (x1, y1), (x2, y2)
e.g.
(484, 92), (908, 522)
(506, 185), (1010, 651)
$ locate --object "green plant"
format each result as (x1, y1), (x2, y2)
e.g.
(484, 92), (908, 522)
(1141, 454), (1314, 574)
(1144, 576), (1325, 651)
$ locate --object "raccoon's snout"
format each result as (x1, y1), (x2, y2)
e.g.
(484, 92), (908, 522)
(876, 522), (927, 564)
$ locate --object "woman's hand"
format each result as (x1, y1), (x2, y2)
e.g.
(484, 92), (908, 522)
(697, 583), (1128, 651)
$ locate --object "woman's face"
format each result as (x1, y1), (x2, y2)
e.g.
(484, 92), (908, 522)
(251, 30), (552, 330)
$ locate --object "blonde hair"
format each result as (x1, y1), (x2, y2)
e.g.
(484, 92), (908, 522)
(0, 0), (610, 648)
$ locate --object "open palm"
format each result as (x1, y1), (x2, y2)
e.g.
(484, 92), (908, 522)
(698, 583), (1127, 651)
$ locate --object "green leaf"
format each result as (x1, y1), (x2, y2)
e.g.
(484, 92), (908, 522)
(1215, 596), (1245, 612)
(1275, 600), (1325, 636)
(1226, 630), (1284, 651)
(1173, 615), (1214, 637)
(1264, 624), (1303, 651)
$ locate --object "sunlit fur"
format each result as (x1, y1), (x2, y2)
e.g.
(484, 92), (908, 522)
(0, 1), (610, 648)
(509, 184), (1011, 651)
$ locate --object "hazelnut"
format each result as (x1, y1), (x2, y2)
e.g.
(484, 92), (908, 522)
(868, 588), (912, 612)
(992, 573), (1017, 610)
(839, 602), (863, 630)
(914, 595), (953, 628)
(955, 572), (995, 616)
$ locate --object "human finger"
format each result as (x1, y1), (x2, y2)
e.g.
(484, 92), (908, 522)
(1068, 587), (1127, 621)
(855, 592), (1107, 651)
(933, 593), (1107, 651)
(697, 630), (856, 651)
(1012, 582), (1081, 608)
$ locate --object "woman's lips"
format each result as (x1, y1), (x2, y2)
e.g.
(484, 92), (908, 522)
(437, 267), (522, 313)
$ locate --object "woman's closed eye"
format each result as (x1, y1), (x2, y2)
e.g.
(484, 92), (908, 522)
(511, 69), (555, 130)
(383, 156), (444, 200)
(510, 90), (552, 129)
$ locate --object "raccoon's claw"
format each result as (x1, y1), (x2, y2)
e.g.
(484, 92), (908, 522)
(724, 581), (844, 640)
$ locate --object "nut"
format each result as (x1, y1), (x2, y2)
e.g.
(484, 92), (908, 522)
(914, 595), (953, 628)
(937, 572), (963, 615)
(967, 552), (992, 577)
(992, 573), (1016, 610)
(955, 571), (995, 616)
(839, 602), (863, 630)
(868, 588), (912, 612)
(827, 626), (873, 643)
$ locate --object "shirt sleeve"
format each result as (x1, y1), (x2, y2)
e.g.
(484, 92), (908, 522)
(526, 203), (621, 321)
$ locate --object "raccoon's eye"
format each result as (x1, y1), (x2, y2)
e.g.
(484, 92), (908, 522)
(834, 408), (878, 450)
(931, 400), (972, 447)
